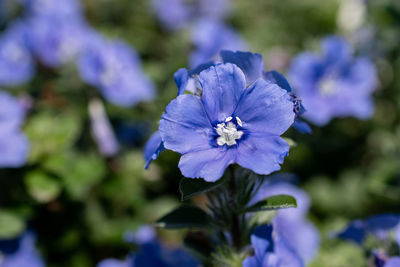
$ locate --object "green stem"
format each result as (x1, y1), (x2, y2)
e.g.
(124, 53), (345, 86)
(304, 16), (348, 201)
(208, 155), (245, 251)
(229, 165), (241, 251)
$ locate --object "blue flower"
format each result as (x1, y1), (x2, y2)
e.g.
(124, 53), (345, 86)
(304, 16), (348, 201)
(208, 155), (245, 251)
(28, 15), (89, 68)
(158, 63), (294, 181)
(242, 225), (304, 267)
(0, 232), (45, 267)
(152, 0), (231, 31)
(189, 20), (246, 68)
(0, 90), (29, 168)
(97, 226), (199, 267)
(144, 51), (305, 170)
(336, 214), (400, 245)
(288, 35), (377, 126)
(0, 21), (35, 87)
(23, 0), (83, 19)
(78, 34), (155, 107)
(249, 176), (320, 263)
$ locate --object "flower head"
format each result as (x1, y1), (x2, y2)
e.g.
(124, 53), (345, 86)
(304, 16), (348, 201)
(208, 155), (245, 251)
(0, 91), (29, 167)
(23, 0), (83, 19)
(78, 34), (155, 107)
(0, 232), (45, 267)
(159, 63), (294, 181)
(250, 176), (320, 263)
(0, 21), (35, 86)
(289, 35), (377, 125)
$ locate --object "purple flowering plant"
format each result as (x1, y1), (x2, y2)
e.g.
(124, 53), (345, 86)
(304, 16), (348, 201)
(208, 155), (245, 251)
(144, 49), (314, 265)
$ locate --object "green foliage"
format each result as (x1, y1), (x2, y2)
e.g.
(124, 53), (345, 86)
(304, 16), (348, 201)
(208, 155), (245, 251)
(0, 210), (25, 239)
(179, 177), (227, 201)
(156, 205), (211, 229)
(244, 194), (297, 213)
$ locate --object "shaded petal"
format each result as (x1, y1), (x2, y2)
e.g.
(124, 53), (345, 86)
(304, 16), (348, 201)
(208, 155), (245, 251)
(273, 236), (304, 267)
(322, 36), (352, 66)
(234, 79), (295, 135)
(242, 257), (258, 267)
(221, 50), (264, 85)
(263, 70), (292, 92)
(144, 131), (165, 169)
(275, 216), (320, 263)
(199, 63), (246, 122)
(174, 68), (189, 96)
(159, 94), (212, 154)
(236, 134), (289, 176)
(178, 148), (234, 182)
(293, 120), (312, 134)
(336, 220), (366, 245)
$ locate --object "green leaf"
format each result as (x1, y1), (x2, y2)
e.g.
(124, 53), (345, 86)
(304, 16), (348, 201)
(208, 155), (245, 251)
(245, 195), (297, 213)
(25, 111), (82, 162)
(179, 177), (226, 201)
(155, 205), (211, 229)
(25, 170), (61, 203)
(0, 211), (25, 239)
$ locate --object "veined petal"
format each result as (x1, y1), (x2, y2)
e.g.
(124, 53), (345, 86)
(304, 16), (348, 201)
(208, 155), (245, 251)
(220, 50), (264, 85)
(199, 63), (246, 122)
(178, 148), (234, 182)
(234, 79), (295, 135)
(236, 134), (289, 176)
(159, 94), (212, 154)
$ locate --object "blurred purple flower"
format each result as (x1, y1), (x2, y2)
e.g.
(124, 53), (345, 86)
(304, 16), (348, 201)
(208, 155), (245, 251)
(242, 225), (304, 267)
(88, 99), (119, 157)
(336, 214), (400, 245)
(152, 0), (231, 31)
(0, 21), (35, 86)
(23, 0), (83, 19)
(0, 232), (45, 267)
(0, 90), (29, 167)
(28, 15), (89, 68)
(97, 226), (199, 267)
(249, 177), (320, 263)
(289, 35), (377, 126)
(159, 63), (294, 181)
(78, 34), (155, 107)
(189, 19), (246, 68)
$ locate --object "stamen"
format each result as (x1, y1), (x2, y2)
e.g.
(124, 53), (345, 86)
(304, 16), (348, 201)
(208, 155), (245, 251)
(215, 118), (244, 146)
(236, 116), (242, 127)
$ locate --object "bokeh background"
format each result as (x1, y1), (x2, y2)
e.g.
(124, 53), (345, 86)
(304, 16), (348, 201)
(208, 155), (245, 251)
(0, 0), (399, 266)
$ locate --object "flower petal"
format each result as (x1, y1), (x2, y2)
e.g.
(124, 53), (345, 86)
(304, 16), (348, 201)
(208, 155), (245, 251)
(178, 148), (234, 182)
(220, 50), (264, 85)
(263, 70), (293, 92)
(199, 63), (246, 122)
(236, 134), (289, 175)
(234, 79), (295, 135)
(159, 94), (212, 154)
(144, 131), (165, 169)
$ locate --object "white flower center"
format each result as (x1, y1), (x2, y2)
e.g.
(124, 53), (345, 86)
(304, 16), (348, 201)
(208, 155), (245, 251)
(215, 117), (243, 146)
(318, 76), (338, 96)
